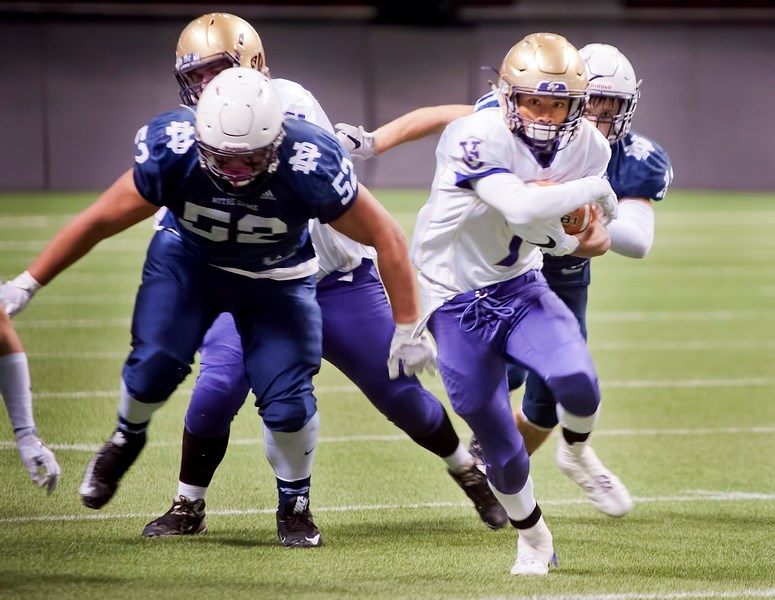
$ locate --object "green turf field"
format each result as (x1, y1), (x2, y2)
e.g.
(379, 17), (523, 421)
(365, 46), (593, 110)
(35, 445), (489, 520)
(1, 190), (774, 600)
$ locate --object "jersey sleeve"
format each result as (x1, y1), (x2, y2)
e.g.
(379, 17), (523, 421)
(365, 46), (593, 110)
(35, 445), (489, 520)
(442, 111), (514, 189)
(132, 109), (197, 207)
(273, 78), (335, 134)
(614, 133), (674, 201)
(282, 122), (357, 224)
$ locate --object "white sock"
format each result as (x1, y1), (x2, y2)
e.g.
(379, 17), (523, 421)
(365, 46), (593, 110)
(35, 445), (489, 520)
(263, 412), (320, 482)
(443, 442), (475, 473)
(489, 475), (537, 522)
(178, 482), (208, 502)
(118, 379), (160, 426)
(556, 404), (599, 437)
(0, 353), (35, 434)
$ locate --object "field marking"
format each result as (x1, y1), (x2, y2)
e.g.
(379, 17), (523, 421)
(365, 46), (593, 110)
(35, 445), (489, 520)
(0, 490), (773, 526)
(11, 309), (775, 330)
(1, 427), (772, 453)
(24, 340), (775, 360)
(480, 589), (775, 600)
(28, 376), (775, 402)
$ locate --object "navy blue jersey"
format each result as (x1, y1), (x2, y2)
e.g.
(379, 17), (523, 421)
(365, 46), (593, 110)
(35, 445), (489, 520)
(134, 107), (357, 274)
(607, 131), (673, 201)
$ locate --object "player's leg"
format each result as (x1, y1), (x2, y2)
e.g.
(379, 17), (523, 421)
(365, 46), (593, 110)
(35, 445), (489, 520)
(524, 270), (632, 516)
(233, 275), (323, 548)
(429, 286), (555, 576)
(81, 231), (218, 510)
(317, 261), (506, 529)
(142, 312), (251, 537)
(504, 275), (632, 517)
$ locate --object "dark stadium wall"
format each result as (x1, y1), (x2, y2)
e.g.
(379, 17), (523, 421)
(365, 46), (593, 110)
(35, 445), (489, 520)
(1, 18), (772, 191)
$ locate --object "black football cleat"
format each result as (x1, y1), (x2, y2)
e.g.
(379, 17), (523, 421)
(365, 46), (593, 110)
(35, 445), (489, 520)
(80, 428), (146, 509)
(276, 496), (323, 548)
(449, 462), (508, 530)
(142, 495), (207, 537)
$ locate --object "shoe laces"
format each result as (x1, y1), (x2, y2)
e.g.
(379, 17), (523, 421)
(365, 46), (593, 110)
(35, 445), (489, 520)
(169, 496), (202, 517)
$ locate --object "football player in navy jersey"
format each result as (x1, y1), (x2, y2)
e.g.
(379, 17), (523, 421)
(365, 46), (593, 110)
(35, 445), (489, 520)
(137, 13), (506, 542)
(0, 306), (61, 494)
(0, 67), (436, 547)
(336, 42), (673, 519)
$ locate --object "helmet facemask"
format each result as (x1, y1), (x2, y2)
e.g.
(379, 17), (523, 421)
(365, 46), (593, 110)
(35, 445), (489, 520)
(585, 88), (640, 144)
(497, 81), (587, 154)
(197, 130), (284, 189)
(176, 54), (238, 107)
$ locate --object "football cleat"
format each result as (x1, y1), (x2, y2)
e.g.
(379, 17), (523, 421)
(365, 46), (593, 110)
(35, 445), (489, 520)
(555, 437), (634, 517)
(449, 463), (508, 530)
(80, 428), (146, 509)
(276, 495), (323, 548)
(142, 495), (207, 537)
(510, 517), (558, 576)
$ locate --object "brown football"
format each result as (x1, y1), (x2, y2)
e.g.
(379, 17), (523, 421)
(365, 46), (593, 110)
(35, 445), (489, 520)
(561, 204), (591, 235)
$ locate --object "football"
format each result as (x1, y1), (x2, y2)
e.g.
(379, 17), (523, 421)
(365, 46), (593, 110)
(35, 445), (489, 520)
(561, 204), (591, 235)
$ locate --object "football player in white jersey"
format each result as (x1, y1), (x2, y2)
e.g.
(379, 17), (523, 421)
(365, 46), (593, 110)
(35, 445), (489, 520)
(337, 42), (673, 520)
(142, 14), (507, 541)
(345, 32), (619, 575)
(0, 306), (61, 494)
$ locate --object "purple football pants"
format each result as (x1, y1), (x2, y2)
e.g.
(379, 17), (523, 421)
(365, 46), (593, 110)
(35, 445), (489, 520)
(427, 268), (600, 495)
(185, 260), (446, 439)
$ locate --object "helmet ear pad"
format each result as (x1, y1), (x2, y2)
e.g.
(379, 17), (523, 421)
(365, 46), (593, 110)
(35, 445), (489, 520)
(195, 68), (285, 188)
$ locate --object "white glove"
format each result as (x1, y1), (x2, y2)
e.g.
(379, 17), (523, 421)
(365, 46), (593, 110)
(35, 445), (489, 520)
(17, 432), (61, 494)
(335, 123), (377, 160)
(1, 271), (41, 316)
(590, 179), (618, 226)
(387, 321), (437, 380)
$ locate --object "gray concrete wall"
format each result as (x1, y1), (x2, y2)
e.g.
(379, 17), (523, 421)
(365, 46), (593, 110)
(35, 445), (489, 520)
(2, 18), (774, 192)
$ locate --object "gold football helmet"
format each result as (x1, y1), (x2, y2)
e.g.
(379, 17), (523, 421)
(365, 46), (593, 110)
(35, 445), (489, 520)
(496, 32), (588, 156)
(175, 13), (267, 106)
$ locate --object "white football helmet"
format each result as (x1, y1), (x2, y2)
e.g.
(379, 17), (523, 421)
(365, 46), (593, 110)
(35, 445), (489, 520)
(496, 33), (588, 157)
(579, 43), (641, 143)
(195, 67), (284, 188)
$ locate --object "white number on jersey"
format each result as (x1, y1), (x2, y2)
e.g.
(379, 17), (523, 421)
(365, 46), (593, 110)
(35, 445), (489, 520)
(134, 126), (149, 164)
(178, 201), (288, 244)
(331, 156), (355, 205)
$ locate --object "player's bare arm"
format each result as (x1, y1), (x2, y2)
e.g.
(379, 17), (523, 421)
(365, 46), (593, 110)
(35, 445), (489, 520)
(328, 183), (420, 325)
(27, 170), (157, 286)
(336, 104), (473, 159)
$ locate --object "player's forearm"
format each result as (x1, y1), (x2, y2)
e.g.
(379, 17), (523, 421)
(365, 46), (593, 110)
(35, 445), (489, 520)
(373, 234), (420, 325)
(373, 105), (473, 155)
(28, 170), (155, 285)
(475, 173), (610, 226)
(607, 198), (654, 259)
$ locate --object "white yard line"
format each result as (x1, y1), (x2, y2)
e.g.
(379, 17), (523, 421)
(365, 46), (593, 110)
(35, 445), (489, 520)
(11, 310), (775, 330)
(479, 589), (775, 600)
(27, 376), (775, 401)
(1, 427), (772, 453)
(1, 490), (773, 525)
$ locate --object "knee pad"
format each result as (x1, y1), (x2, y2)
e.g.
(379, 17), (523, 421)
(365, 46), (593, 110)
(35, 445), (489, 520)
(506, 361), (528, 391)
(185, 366), (250, 437)
(259, 394), (317, 433)
(122, 349), (190, 404)
(548, 370), (599, 419)
(487, 449), (530, 495)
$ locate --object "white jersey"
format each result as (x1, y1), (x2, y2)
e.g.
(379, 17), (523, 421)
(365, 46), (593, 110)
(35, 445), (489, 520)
(411, 107), (610, 316)
(156, 78), (374, 279)
(273, 79), (376, 280)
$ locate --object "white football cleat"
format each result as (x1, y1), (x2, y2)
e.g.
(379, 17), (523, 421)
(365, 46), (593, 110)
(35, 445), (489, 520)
(510, 517), (558, 576)
(556, 437), (634, 517)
